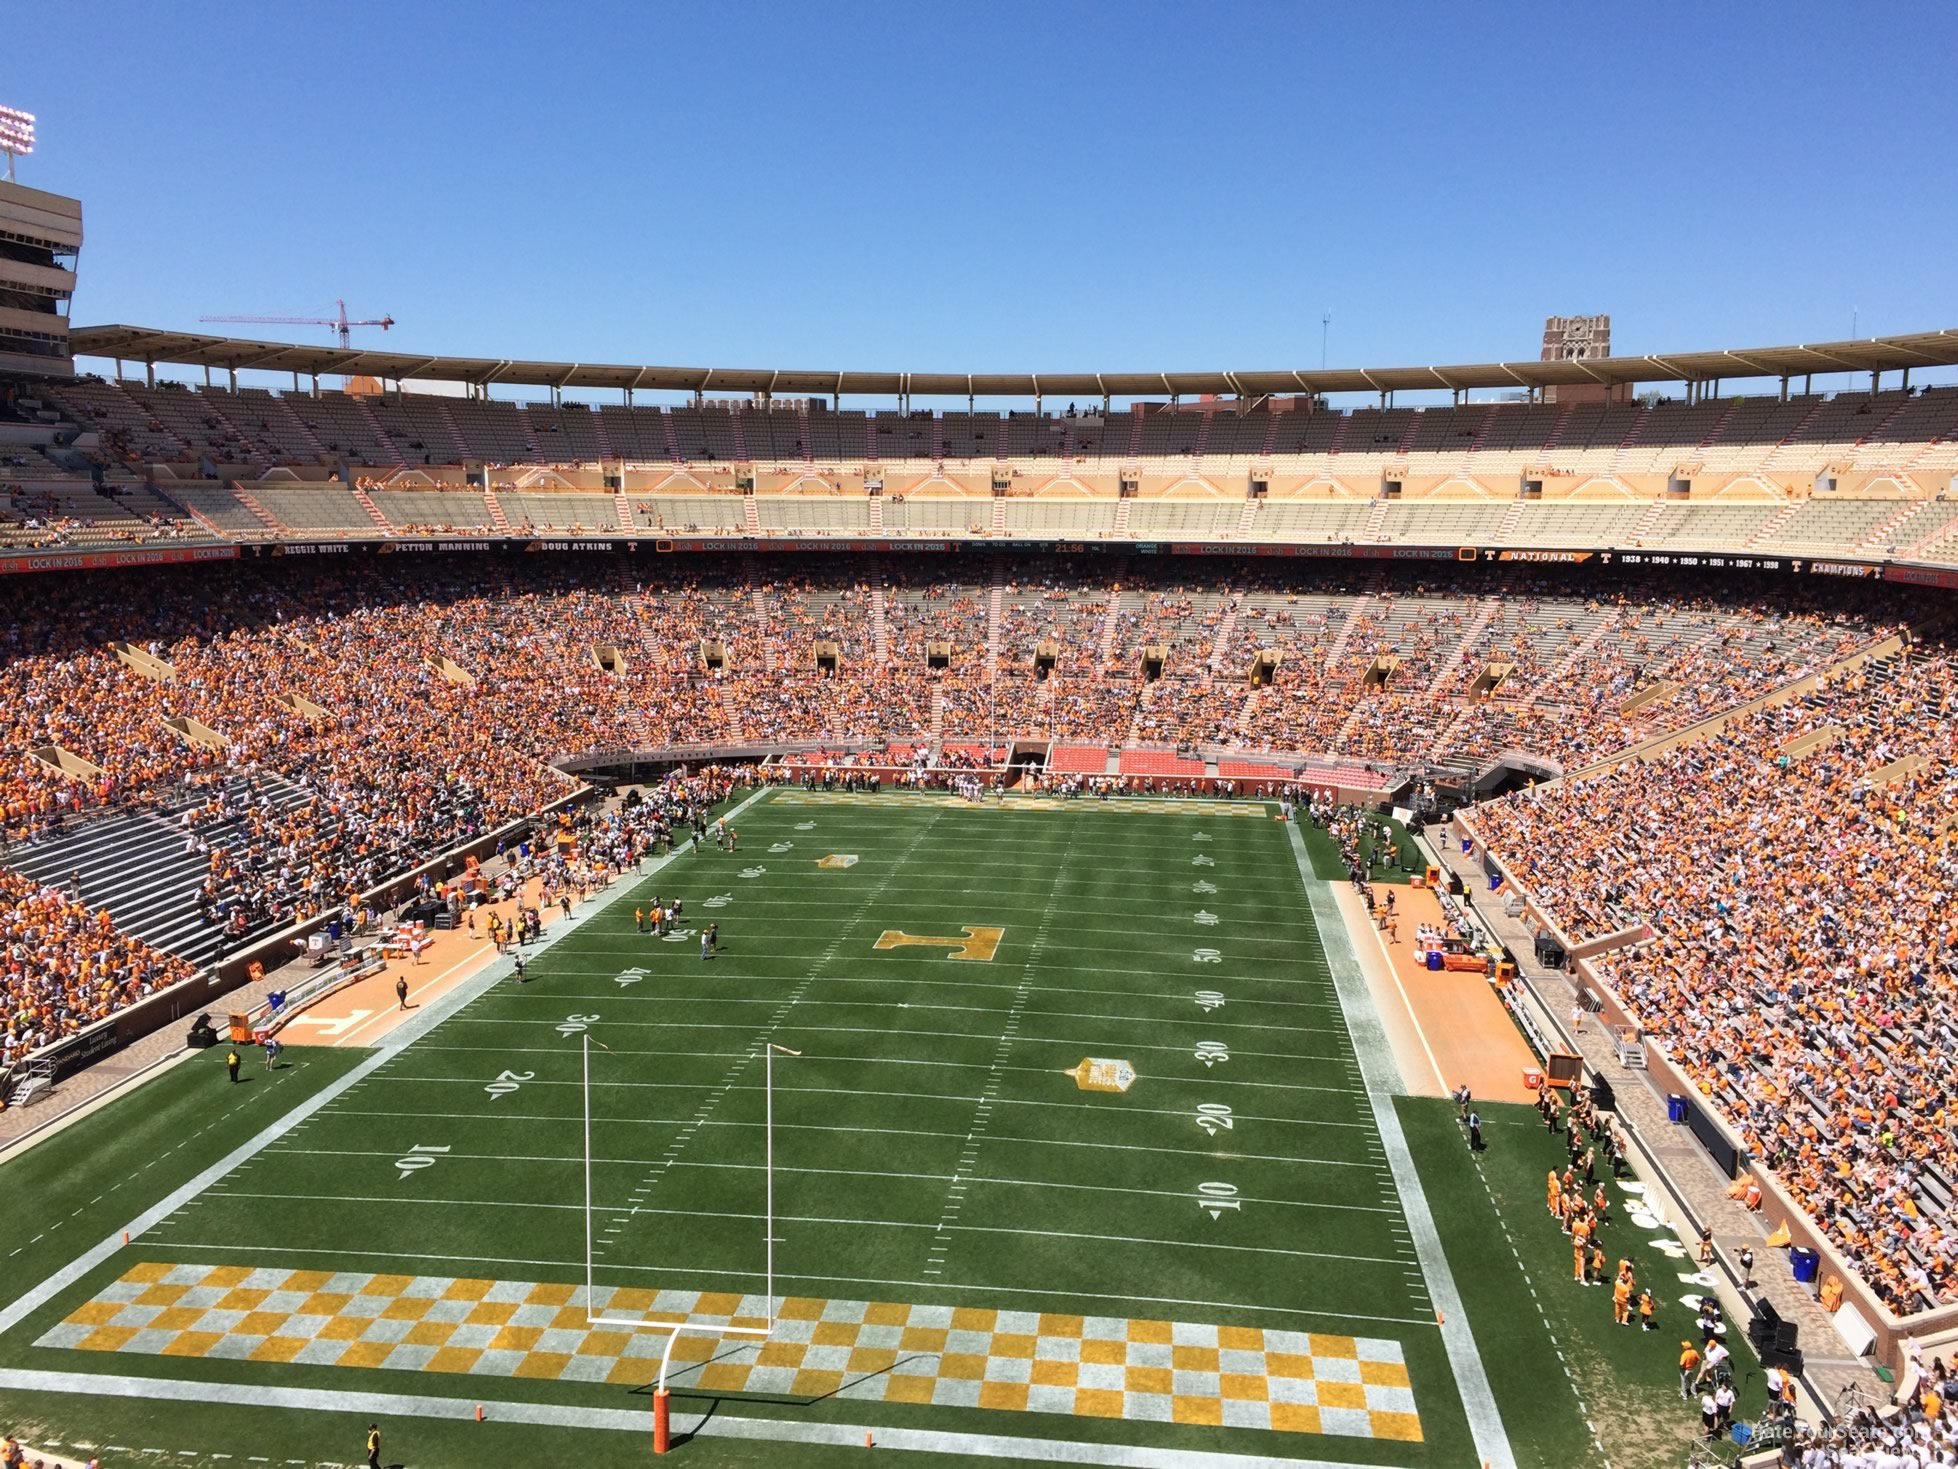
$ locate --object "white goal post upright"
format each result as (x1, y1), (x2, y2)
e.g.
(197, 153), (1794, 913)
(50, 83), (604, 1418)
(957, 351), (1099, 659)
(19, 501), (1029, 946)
(580, 1032), (802, 1453)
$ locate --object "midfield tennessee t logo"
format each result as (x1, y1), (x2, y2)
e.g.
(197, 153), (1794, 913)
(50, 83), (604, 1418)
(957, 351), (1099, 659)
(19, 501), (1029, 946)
(872, 926), (1005, 962)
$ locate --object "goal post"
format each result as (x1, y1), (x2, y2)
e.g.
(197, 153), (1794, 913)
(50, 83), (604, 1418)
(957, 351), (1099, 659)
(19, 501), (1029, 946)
(579, 1033), (802, 1452)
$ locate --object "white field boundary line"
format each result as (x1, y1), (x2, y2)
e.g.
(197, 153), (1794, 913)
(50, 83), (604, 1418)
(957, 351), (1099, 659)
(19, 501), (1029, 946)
(1287, 821), (1518, 1469)
(0, 787), (776, 1345)
(0, 1365), (1423, 1467)
(124, 1242), (1440, 1328)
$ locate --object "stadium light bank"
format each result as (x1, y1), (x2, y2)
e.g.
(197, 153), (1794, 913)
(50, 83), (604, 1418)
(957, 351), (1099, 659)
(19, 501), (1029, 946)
(0, 106), (34, 184)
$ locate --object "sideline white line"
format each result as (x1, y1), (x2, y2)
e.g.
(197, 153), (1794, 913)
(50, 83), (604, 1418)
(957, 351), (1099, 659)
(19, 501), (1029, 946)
(0, 788), (775, 1343)
(1287, 820), (1517, 1469)
(0, 1366), (1408, 1468)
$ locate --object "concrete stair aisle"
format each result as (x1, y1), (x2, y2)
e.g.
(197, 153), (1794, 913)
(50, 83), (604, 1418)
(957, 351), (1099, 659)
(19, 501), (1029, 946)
(1539, 402), (1577, 453)
(1769, 397), (1828, 454)
(351, 396), (406, 464)
(868, 496), (884, 533)
(1095, 584), (1129, 670)
(1113, 498), (1133, 536)
(229, 482), (289, 535)
(728, 406), (748, 462)
(1854, 394), (1914, 447)
(864, 415), (881, 461)
(1328, 410), (1356, 456)
(985, 570), (1005, 681)
(1615, 406), (1651, 450)
(1425, 702), (1481, 767)
(267, 394), (330, 462)
(749, 573), (775, 671)
(1235, 499), (1260, 537)
(517, 407), (545, 460)
(1492, 500), (1524, 543)
(1361, 499), (1390, 541)
(1743, 501), (1800, 547)
(1192, 410), (1215, 459)
(930, 415), (946, 464)
(590, 408), (616, 460)
(1393, 411), (1420, 456)
(993, 415), (1009, 461)
(742, 495), (760, 533)
(432, 401), (471, 461)
(1464, 406), (1498, 455)
(990, 497), (1006, 535)
(798, 401), (814, 465)
(870, 579), (891, 667)
(1126, 407), (1145, 458)
(1694, 398), (1740, 450)
(928, 686), (946, 763)
(486, 492), (514, 533)
(1206, 599), (1242, 674)
(1520, 609), (1621, 708)
(612, 493), (634, 532)
(198, 393), (270, 469)
(349, 483), (395, 532)
(1424, 595), (1502, 695)
(106, 379), (193, 459)
(1627, 500), (1668, 543)
(1258, 413), (1281, 457)
(659, 410), (683, 465)
(1233, 687), (1261, 736)
(1859, 499), (1934, 553)
(1321, 589), (1376, 671)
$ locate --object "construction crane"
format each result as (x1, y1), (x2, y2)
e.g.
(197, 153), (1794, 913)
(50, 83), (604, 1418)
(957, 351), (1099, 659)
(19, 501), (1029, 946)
(199, 299), (395, 350)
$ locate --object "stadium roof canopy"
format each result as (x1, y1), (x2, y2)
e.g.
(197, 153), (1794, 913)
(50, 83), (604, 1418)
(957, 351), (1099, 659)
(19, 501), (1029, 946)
(70, 323), (1958, 400)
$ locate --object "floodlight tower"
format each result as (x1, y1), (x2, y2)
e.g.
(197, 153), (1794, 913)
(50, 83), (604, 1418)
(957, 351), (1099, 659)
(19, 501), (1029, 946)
(0, 106), (34, 184)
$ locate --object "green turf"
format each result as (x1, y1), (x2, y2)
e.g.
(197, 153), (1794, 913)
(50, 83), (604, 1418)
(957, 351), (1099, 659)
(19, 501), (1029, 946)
(1398, 1097), (1771, 1469)
(0, 791), (1511, 1466)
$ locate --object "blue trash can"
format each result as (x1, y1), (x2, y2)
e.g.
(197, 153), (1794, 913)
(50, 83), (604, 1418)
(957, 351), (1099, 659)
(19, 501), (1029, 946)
(1667, 1094), (1688, 1124)
(1790, 1247), (1820, 1284)
(1425, 950), (1444, 972)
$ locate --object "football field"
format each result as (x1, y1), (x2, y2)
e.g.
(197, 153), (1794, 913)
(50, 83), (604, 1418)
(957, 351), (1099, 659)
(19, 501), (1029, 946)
(0, 789), (1524, 1468)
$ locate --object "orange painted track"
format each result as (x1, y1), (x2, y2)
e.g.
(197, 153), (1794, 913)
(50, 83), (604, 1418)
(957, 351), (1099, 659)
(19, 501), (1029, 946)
(1334, 882), (1539, 1104)
(276, 876), (566, 1048)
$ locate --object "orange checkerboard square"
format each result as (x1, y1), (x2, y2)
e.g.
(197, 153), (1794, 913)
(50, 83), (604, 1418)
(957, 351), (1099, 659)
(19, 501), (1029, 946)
(1037, 1313), (1085, 1338)
(488, 1325), (542, 1353)
(1220, 1373), (1269, 1401)
(1318, 1380), (1368, 1410)
(938, 1352), (987, 1380)
(443, 1278), (495, 1301)
(1218, 1324), (1264, 1352)
(236, 1310), (289, 1337)
(1080, 1338), (1127, 1366)
(991, 1333), (1036, 1359)
(898, 1326), (947, 1354)
(694, 1291), (743, 1317)
(466, 1301), (517, 1326)
(884, 1374), (935, 1405)
(318, 1317), (367, 1342)
(777, 1297), (825, 1321)
(979, 1381), (1030, 1411)
(248, 1336), (308, 1365)
(1126, 1318), (1173, 1345)
(605, 1287), (654, 1314)
(1309, 1333), (1358, 1358)
(693, 1362), (754, 1393)
(1370, 1410), (1423, 1441)
(1171, 1345), (1220, 1373)
(950, 1307), (997, 1333)
(755, 1341), (807, 1369)
(159, 1330), (224, 1358)
(428, 1347), (487, 1376)
(122, 1262), (173, 1285)
(527, 1282), (576, 1307)
(1125, 1365), (1173, 1395)
(63, 1301), (125, 1328)
(283, 1270), (334, 1293)
(1271, 1402), (1323, 1434)
(362, 1274), (414, 1297)
(790, 1368), (844, 1397)
(201, 1266), (254, 1289)
(1030, 1359), (1078, 1388)
(215, 1288), (270, 1312)
(549, 1306), (589, 1331)
(1074, 1388), (1126, 1419)
(403, 1319), (458, 1348)
(1361, 1359), (1411, 1388)
(578, 1330), (630, 1357)
(513, 1351), (571, 1380)
(847, 1347), (897, 1375)
(299, 1292), (353, 1317)
(1265, 1351), (1314, 1380)
(864, 1301), (909, 1327)
(811, 1321), (860, 1347)
(1172, 1395), (1224, 1426)
(335, 1340), (394, 1370)
(133, 1284), (188, 1308)
(148, 1306), (205, 1333)
(380, 1297), (432, 1321)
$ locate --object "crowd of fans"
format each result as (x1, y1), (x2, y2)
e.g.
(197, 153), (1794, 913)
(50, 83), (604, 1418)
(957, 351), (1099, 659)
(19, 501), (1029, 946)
(1476, 635), (1958, 1315)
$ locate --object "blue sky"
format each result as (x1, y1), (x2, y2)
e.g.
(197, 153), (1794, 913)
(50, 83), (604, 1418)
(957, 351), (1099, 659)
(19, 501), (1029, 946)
(10, 2), (1958, 401)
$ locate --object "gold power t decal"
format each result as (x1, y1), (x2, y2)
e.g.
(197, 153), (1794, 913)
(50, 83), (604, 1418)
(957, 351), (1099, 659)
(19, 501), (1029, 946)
(871, 926), (1004, 962)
